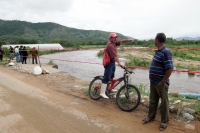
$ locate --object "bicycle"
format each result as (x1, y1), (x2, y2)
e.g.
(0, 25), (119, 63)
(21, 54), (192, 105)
(88, 67), (141, 112)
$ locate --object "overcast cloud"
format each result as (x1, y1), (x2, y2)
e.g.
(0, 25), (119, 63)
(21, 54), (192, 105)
(0, 0), (200, 40)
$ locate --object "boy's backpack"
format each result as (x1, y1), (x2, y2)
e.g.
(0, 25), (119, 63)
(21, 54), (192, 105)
(102, 49), (110, 66)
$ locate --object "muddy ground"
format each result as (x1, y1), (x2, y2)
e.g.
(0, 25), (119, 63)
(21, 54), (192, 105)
(0, 65), (200, 133)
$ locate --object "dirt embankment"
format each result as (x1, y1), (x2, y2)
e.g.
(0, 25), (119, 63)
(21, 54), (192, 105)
(118, 48), (200, 70)
(0, 65), (199, 133)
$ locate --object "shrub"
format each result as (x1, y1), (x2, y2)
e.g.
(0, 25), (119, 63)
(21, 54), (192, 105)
(47, 60), (55, 65)
(97, 50), (103, 57)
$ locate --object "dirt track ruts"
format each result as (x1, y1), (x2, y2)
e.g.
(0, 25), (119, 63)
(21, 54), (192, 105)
(0, 66), (199, 133)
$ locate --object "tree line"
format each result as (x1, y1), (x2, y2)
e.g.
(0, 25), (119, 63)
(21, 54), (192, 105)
(1, 20), (199, 48)
(1, 37), (200, 48)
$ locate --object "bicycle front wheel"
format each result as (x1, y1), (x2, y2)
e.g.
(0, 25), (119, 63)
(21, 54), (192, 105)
(88, 77), (102, 100)
(116, 84), (141, 112)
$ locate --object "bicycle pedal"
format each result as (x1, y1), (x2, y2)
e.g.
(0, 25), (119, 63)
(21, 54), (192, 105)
(108, 92), (116, 95)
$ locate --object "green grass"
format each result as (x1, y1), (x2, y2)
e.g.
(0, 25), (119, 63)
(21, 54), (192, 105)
(125, 57), (151, 67)
(168, 94), (200, 113)
(191, 101), (200, 113)
(145, 48), (200, 62)
(168, 44), (200, 48)
(135, 83), (149, 96)
(80, 45), (105, 49)
(80, 44), (138, 49)
(171, 50), (200, 61)
(84, 89), (89, 96)
(176, 63), (186, 69)
(119, 97), (128, 103)
(188, 64), (199, 71)
(97, 50), (103, 57)
(47, 60), (55, 65)
(0, 61), (7, 65)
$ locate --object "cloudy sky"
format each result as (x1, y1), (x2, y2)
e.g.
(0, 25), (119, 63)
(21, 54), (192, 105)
(0, 0), (200, 40)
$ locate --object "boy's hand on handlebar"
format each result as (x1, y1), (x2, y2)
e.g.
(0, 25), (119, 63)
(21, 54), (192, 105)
(121, 65), (126, 69)
(118, 64), (126, 69)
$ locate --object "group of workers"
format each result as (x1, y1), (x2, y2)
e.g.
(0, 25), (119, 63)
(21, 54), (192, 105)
(0, 45), (38, 64)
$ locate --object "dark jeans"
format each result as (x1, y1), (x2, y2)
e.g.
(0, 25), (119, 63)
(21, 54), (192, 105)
(22, 57), (27, 64)
(32, 56), (38, 64)
(148, 83), (169, 123)
(0, 55), (2, 61)
(102, 62), (116, 84)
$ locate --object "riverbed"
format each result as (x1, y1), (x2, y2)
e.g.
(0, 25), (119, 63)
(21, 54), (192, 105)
(40, 50), (200, 93)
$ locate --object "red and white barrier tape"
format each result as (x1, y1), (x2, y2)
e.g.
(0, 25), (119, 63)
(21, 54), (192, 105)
(39, 56), (102, 65)
(39, 56), (200, 74)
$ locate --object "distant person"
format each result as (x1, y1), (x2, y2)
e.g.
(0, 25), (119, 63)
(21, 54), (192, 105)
(100, 33), (133, 98)
(19, 45), (23, 62)
(30, 47), (38, 64)
(9, 46), (14, 60)
(21, 46), (28, 64)
(0, 46), (4, 61)
(15, 46), (20, 62)
(142, 33), (173, 131)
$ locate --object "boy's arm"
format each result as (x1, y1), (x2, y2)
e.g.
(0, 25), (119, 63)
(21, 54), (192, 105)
(120, 40), (133, 44)
(114, 56), (125, 68)
(114, 56), (121, 66)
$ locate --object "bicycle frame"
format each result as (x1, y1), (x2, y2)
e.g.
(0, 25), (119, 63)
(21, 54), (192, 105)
(94, 68), (133, 93)
(89, 67), (140, 111)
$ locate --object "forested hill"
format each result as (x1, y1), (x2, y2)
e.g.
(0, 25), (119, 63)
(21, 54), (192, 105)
(0, 19), (128, 45)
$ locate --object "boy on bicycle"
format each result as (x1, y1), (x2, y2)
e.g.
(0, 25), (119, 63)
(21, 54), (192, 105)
(100, 33), (133, 99)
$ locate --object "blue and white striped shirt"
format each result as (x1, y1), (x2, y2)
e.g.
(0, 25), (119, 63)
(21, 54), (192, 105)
(149, 46), (173, 85)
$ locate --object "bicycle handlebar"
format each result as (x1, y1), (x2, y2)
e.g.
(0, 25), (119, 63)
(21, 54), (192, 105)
(116, 64), (134, 74)
(122, 66), (134, 74)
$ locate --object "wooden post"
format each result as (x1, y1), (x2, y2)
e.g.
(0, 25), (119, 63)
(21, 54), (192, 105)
(38, 45), (41, 68)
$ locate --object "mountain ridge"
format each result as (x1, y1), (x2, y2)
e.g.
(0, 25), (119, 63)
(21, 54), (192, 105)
(0, 19), (199, 44)
(175, 37), (200, 41)
(0, 19), (128, 44)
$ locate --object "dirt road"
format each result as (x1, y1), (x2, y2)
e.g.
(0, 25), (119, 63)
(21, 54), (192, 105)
(0, 66), (199, 133)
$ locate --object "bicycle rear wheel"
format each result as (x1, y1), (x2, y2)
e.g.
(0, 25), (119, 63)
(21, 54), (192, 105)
(116, 84), (141, 112)
(88, 77), (102, 100)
